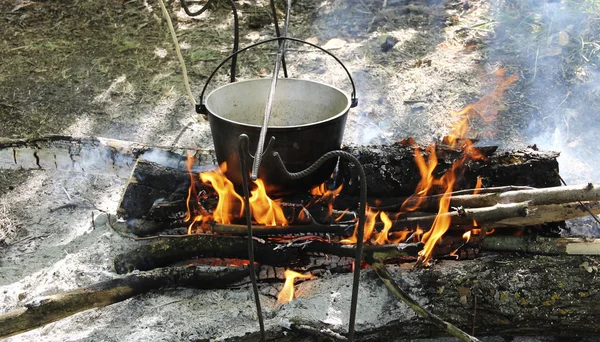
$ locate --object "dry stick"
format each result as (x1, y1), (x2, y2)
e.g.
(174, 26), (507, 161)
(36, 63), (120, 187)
(491, 201), (600, 227)
(388, 202), (529, 229)
(448, 183), (600, 209)
(370, 260), (480, 342)
(113, 234), (422, 274)
(555, 172), (600, 225)
(0, 266), (249, 339)
(205, 202), (529, 236)
(157, 0), (196, 108)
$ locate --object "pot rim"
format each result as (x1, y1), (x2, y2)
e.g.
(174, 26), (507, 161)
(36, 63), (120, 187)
(204, 78), (352, 129)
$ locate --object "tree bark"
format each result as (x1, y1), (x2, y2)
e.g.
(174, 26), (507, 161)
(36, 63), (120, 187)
(356, 255), (600, 340)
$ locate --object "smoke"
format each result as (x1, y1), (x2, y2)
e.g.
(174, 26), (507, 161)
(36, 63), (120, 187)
(486, 0), (600, 235)
(486, 0), (600, 184)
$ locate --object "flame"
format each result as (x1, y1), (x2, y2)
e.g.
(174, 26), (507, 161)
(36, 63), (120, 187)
(411, 71), (517, 265)
(373, 211), (393, 245)
(310, 182), (343, 220)
(449, 71), (518, 140)
(200, 163), (245, 225)
(250, 179), (288, 226)
(401, 145), (439, 211)
(185, 162), (288, 233)
(463, 230), (472, 243)
(473, 176), (483, 194)
(277, 270), (314, 304)
(418, 178), (455, 265)
(388, 230), (410, 244)
(340, 205), (378, 245)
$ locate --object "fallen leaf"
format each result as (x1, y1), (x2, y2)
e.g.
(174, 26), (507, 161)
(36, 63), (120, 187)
(558, 31), (569, 46)
(11, 0), (35, 12)
(305, 36), (319, 45)
(322, 38), (346, 50)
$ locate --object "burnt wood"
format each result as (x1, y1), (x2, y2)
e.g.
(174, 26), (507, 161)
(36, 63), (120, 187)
(117, 144), (561, 227)
(339, 144), (560, 197)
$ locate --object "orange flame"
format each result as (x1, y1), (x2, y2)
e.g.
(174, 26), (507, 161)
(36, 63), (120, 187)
(250, 179), (288, 226)
(277, 270), (314, 304)
(373, 211), (393, 245)
(449, 71), (518, 140)
(185, 162), (288, 233)
(401, 145), (439, 212)
(412, 71), (517, 265)
(463, 230), (472, 243)
(473, 176), (483, 194)
(200, 163), (245, 225)
(310, 182), (343, 220)
(184, 152), (198, 223)
(340, 205), (378, 245)
(418, 178), (455, 265)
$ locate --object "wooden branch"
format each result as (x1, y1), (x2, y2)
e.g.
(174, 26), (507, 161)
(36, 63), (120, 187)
(113, 235), (422, 274)
(383, 202), (529, 231)
(0, 266), (249, 339)
(491, 201), (600, 227)
(481, 235), (600, 255)
(114, 235), (304, 274)
(371, 261), (480, 342)
(439, 183), (600, 209)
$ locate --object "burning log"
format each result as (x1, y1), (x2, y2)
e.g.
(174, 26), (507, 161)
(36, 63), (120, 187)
(0, 266), (249, 339)
(339, 144), (560, 197)
(116, 145), (560, 224)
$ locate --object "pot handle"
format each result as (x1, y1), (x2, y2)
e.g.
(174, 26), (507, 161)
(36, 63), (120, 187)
(196, 37), (358, 116)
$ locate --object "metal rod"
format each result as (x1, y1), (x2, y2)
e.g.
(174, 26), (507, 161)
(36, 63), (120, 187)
(251, 0), (292, 180)
(269, 0), (288, 78)
(238, 135), (266, 341)
(271, 150), (366, 341)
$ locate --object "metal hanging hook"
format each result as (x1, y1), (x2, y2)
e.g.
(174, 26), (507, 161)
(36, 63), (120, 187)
(237, 134), (266, 341)
(250, 0), (293, 180)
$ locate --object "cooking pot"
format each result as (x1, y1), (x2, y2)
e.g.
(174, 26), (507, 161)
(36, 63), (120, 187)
(197, 37), (358, 196)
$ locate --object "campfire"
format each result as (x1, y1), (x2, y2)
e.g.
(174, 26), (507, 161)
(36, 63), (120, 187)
(2, 0), (600, 340)
(2, 102), (600, 340)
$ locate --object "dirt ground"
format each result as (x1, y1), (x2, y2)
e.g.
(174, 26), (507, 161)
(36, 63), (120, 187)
(1, 0), (599, 340)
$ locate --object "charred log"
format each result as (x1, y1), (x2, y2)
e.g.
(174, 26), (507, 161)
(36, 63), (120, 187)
(358, 255), (600, 340)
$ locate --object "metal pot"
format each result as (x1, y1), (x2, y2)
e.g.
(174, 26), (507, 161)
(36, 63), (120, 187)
(197, 37), (358, 196)
(205, 78), (350, 195)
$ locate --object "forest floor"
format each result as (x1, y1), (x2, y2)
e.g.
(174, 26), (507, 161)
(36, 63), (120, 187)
(0, 0), (599, 340)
